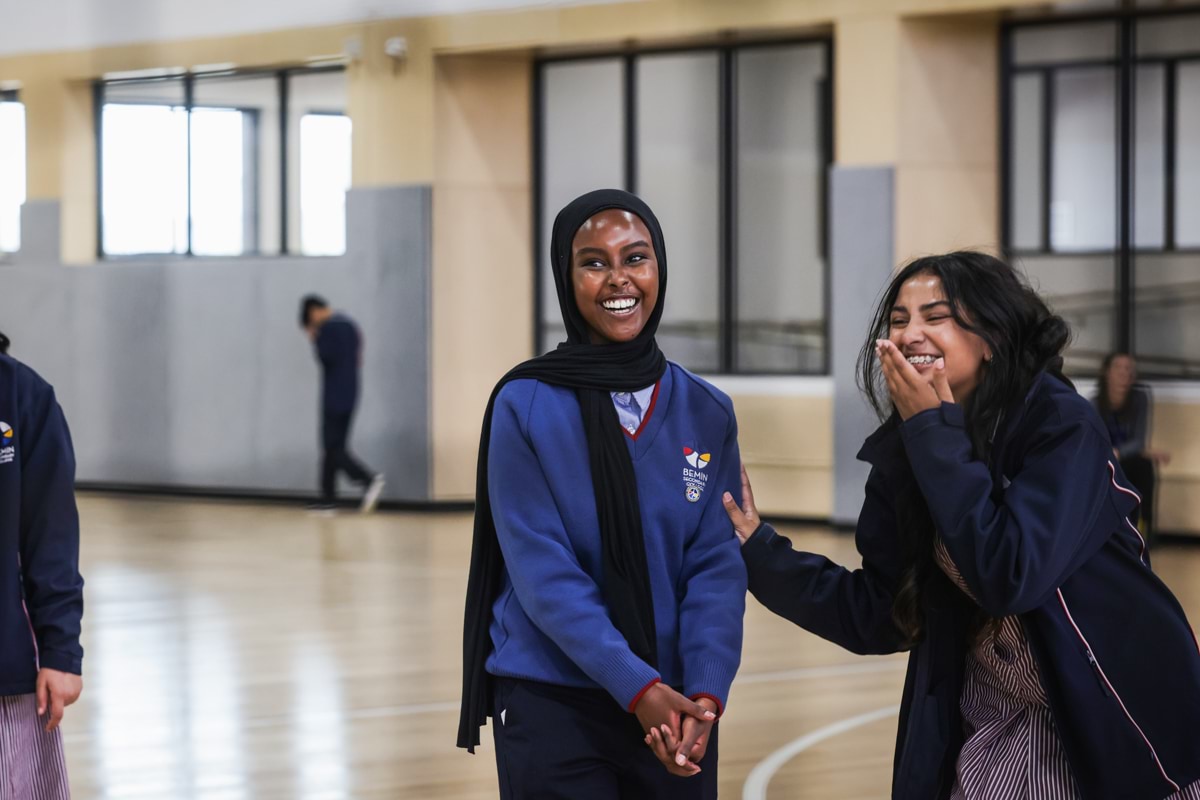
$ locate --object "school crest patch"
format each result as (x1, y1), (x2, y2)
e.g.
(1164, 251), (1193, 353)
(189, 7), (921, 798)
(682, 443), (711, 502)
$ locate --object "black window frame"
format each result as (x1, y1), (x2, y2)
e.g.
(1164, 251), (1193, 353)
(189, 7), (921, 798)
(1000, 6), (1200, 377)
(94, 64), (347, 260)
(532, 36), (834, 376)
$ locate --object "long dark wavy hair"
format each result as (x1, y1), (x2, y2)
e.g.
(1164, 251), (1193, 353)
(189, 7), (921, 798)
(856, 252), (1072, 646)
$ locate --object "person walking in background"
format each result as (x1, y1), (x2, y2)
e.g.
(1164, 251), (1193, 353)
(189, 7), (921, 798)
(0, 343), (86, 799)
(299, 296), (384, 513)
(1095, 353), (1169, 543)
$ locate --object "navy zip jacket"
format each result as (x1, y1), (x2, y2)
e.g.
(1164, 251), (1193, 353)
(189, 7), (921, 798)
(743, 372), (1200, 799)
(0, 355), (84, 695)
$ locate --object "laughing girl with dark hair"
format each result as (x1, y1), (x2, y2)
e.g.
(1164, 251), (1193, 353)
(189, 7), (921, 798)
(458, 190), (746, 799)
(725, 252), (1200, 799)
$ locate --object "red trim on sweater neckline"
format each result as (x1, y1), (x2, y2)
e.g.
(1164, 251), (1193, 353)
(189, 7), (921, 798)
(623, 381), (662, 441)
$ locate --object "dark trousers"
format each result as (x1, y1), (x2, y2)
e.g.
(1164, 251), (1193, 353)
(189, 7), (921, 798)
(492, 678), (718, 800)
(321, 410), (372, 501)
(1120, 454), (1157, 542)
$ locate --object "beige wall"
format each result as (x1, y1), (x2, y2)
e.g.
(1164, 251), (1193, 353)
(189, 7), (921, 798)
(1152, 402), (1200, 535)
(731, 391), (833, 518)
(431, 54), (533, 500)
(894, 14), (1000, 261)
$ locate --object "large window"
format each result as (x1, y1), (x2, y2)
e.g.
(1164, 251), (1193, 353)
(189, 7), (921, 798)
(1003, 12), (1200, 377)
(0, 90), (25, 254)
(536, 41), (832, 375)
(96, 66), (350, 258)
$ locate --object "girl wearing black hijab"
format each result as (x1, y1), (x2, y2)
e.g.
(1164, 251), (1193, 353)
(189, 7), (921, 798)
(458, 190), (746, 798)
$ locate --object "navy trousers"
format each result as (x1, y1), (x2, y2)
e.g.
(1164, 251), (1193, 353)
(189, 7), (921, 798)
(320, 410), (372, 501)
(492, 677), (719, 800)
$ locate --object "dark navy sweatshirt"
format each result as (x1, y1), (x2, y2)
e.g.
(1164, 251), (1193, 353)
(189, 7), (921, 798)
(314, 314), (361, 414)
(484, 363), (747, 713)
(0, 355), (84, 695)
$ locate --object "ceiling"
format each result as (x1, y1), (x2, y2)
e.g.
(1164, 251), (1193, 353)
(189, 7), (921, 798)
(0, 0), (629, 58)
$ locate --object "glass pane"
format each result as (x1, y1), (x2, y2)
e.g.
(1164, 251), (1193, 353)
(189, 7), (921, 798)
(299, 114), (351, 256)
(635, 52), (721, 372)
(0, 102), (25, 253)
(1178, 63), (1200, 248)
(1012, 22), (1118, 66)
(286, 70), (348, 255)
(193, 73), (279, 255)
(1136, 13), (1200, 58)
(101, 82), (189, 255)
(1134, 252), (1200, 377)
(735, 43), (826, 373)
(1051, 67), (1117, 252)
(1134, 65), (1165, 250)
(539, 59), (625, 352)
(1021, 253), (1117, 375)
(189, 109), (246, 256)
(1010, 73), (1044, 250)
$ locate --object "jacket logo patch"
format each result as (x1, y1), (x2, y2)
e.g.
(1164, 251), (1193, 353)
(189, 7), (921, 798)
(0, 422), (12, 465)
(683, 444), (710, 502)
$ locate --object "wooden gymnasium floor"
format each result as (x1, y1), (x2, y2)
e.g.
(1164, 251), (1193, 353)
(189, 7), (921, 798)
(60, 493), (1200, 799)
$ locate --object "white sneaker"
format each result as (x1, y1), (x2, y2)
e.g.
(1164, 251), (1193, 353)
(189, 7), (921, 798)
(361, 474), (385, 514)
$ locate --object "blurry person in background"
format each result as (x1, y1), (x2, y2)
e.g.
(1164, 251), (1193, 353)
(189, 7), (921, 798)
(299, 295), (385, 514)
(0, 338), (85, 799)
(0, 331), (9, 354)
(1094, 353), (1170, 544)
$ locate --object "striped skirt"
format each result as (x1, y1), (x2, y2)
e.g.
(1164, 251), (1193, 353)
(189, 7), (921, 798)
(0, 694), (70, 800)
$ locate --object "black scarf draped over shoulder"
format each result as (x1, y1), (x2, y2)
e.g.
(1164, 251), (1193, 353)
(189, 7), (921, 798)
(457, 189), (669, 751)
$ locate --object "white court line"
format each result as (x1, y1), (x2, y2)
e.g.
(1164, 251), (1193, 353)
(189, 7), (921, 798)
(742, 704), (901, 800)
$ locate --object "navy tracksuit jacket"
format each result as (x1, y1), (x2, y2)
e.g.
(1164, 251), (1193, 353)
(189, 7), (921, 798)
(0, 355), (84, 695)
(743, 372), (1200, 799)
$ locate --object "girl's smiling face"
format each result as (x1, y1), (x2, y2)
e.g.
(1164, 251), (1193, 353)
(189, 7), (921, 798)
(888, 272), (992, 403)
(571, 209), (659, 344)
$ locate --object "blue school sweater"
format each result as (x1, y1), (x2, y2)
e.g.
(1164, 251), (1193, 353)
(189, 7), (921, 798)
(0, 355), (84, 695)
(485, 363), (747, 713)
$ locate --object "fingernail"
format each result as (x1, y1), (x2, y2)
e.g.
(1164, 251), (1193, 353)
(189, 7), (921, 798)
(661, 724), (670, 734)
(676, 753), (688, 766)
(704, 711), (716, 719)
(936, 358), (944, 369)
(723, 492), (732, 502)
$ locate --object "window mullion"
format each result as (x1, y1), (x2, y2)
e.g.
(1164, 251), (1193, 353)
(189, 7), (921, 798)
(279, 71), (289, 256)
(719, 47), (736, 374)
(185, 74), (194, 257)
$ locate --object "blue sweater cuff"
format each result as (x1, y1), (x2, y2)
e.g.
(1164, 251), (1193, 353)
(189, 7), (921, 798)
(684, 659), (738, 713)
(596, 652), (661, 711)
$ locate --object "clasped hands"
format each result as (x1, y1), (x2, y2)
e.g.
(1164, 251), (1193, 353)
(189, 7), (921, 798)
(636, 683), (718, 777)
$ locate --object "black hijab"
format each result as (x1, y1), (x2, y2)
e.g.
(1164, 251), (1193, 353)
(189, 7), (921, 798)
(457, 189), (669, 752)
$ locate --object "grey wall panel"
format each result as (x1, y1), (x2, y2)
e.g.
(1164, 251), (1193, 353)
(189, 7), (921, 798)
(15, 199), (61, 265)
(343, 186), (432, 500)
(72, 263), (173, 484)
(0, 185), (432, 501)
(830, 166), (894, 526)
